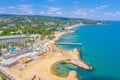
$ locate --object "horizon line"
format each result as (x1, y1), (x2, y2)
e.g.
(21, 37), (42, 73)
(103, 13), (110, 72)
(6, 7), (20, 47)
(0, 13), (120, 21)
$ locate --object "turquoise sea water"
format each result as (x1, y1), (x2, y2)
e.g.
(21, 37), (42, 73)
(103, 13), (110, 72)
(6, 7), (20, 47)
(55, 21), (120, 80)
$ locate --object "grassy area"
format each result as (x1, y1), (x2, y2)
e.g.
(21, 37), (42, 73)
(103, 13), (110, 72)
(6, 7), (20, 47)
(0, 73), (8, 80)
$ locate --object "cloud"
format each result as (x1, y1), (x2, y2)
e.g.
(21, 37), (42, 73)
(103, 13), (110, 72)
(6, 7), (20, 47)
(73, 9), (88, 17)
(40, 7), (64, 16)
(8, 6), (15, 9)
(18, 4), (34, 14)
(39, 4), (111, 19)
(104, 12), (120, 16)
(95, 5), (109, 10)
(102, 11), (120, 20)
(47, 7), (63, 15)
(90, 5), (109, 13)
(54, 11), (62, 15)
(48, 7), (60, 12)
(0, 8), (5, 13)
(18, 4), (32, 8)
(0, 3), (119, 20)
(72, 5), (110, 18)
(40, 11), (45, 15)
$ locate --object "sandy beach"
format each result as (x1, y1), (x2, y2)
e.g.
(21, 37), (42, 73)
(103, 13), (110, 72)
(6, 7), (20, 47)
(53, 23), (83, 42)
(0, 23), (93, 80)
(20, 43), (92, 80)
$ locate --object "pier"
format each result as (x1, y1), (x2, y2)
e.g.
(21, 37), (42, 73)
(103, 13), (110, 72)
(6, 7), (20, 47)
(55, 42), (82, 46)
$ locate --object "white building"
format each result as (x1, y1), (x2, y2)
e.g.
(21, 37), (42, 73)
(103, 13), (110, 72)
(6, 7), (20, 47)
(0, 35), (28, 45)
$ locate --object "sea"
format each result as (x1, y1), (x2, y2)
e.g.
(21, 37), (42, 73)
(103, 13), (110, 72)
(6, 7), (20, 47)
(53, 21), (120, 80)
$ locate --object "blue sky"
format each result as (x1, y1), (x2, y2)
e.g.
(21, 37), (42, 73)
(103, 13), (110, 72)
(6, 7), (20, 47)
(0, 0), (120, 20)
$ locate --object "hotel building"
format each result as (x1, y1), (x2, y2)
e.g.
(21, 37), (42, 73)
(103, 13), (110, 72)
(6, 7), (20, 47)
(0, 35), (28, 45)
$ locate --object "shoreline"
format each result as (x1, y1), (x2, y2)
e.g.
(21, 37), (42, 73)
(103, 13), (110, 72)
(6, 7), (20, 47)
(0, 23), (93, 80)
(49, 23), (93, 79)
(53, 23), (84, 42)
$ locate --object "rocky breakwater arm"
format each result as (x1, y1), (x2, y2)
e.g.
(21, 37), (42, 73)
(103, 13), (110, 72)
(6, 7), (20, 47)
(66, 48), (93, 70)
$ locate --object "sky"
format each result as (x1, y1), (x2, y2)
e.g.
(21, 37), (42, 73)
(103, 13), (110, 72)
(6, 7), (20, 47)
(0, 0), (120, 20)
